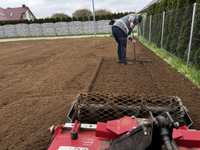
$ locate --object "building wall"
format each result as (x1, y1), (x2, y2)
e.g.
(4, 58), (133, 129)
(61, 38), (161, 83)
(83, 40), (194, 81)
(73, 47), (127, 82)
(0, 20), (111, 38)
(23, 10), (35, 21)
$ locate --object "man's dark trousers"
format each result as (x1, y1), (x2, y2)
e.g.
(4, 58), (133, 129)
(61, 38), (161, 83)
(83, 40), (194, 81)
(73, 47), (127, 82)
(112, 26), (127, 63)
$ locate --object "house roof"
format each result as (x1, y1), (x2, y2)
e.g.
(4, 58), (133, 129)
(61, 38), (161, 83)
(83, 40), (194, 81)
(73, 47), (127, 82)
(0, 5), (35, 21)
(0, 8), (7, 21)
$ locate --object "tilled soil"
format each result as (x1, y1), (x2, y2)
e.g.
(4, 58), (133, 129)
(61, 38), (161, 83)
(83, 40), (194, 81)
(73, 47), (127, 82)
(0, 38), (114, 150)
(0, 37), (200, 150)
(92, 40), (200, 129)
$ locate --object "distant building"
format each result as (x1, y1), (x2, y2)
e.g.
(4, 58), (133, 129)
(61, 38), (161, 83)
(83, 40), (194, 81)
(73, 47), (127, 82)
(0, 4), (36, 21)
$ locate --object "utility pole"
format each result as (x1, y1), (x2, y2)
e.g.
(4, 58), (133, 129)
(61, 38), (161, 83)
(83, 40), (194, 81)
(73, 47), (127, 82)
(91, 0), (96, 35)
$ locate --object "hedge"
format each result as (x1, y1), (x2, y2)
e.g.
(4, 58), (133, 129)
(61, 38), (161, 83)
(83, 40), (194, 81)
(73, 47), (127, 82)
(142, 0), (200, 67)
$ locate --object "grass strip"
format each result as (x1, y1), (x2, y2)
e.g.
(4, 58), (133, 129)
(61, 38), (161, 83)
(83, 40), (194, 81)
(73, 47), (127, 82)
(138, 36), (200, 88)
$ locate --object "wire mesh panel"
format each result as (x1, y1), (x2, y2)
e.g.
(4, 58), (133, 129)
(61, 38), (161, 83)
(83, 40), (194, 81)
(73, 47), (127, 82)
(138, 19), (143, 36)
(163, 9), (175, 52)
(75, 93), (187, 124)
(163, 5), (193, 60)
(138, 14), (147, 37)
(151, 13), (162, 47)
(144, 16), (150, 40)
(190, 3), (200, 67)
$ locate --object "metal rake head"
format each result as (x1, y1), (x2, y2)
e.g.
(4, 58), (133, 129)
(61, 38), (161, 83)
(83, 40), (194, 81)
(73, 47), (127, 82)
(71, 92), (192, 126)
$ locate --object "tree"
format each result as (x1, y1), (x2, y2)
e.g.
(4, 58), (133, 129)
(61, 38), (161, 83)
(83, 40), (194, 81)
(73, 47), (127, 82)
(95, 9), (112, 16)
(159, 0), (168, 12)
(51, 13), (71, 19)
(72, 9), (92, 19)
(166, 0), (178, 52)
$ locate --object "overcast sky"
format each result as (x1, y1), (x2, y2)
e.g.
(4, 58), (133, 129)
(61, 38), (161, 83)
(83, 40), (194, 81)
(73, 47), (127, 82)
(0, 0), (152, 18)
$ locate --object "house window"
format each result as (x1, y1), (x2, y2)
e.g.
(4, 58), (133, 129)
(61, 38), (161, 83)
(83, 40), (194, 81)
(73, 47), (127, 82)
(10, 12), (13, 16)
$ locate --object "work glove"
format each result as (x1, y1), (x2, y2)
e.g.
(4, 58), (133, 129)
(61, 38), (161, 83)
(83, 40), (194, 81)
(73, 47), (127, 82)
(128, 36), (133, 41)
(128, 36), (136, 43)
(132, 39), (136, 44)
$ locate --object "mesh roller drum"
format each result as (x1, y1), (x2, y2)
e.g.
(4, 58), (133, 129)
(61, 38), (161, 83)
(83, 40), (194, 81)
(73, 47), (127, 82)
(75, 93), (186, 124)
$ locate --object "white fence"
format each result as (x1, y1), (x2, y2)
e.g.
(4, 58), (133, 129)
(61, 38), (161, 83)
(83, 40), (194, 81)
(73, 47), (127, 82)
(0, 20), (111, 38)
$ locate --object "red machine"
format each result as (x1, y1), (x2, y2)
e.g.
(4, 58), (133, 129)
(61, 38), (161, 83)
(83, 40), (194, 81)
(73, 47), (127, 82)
(48, 93), (200, 150)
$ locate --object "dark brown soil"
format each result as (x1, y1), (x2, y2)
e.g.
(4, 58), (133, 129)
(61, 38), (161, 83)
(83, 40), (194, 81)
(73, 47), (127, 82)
(91, 40), (200, 129)
(0, 37), (114, 150)
(0, 37), (200, 150)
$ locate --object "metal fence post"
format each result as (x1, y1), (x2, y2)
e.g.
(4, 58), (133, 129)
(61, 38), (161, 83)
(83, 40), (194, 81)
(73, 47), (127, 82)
(161, 11), (165, 49)
(187, 2), (196, 65)
(149, 15), (152, 42)
(137, 25), (140, 37)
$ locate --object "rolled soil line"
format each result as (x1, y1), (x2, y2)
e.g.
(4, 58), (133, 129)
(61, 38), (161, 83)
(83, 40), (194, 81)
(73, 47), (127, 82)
(84, 57), (104, 93)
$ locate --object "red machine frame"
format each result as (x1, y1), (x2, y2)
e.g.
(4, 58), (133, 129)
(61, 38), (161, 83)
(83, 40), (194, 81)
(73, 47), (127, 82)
(48, 116), (200, 150)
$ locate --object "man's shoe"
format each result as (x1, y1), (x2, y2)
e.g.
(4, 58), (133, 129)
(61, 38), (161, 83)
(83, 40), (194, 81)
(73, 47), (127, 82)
(117, 60), (122, 63)
(121, 62), (127, 65)
(127, 61), (133, 65)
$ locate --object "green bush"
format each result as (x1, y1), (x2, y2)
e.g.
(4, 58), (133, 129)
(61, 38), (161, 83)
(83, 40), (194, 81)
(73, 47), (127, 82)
(176, 1), (193, 59)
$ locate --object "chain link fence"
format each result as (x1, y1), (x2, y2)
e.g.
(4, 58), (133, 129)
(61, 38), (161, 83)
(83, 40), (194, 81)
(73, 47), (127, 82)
(139, 3), (200, 67)
(151, 13), (162, 47)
